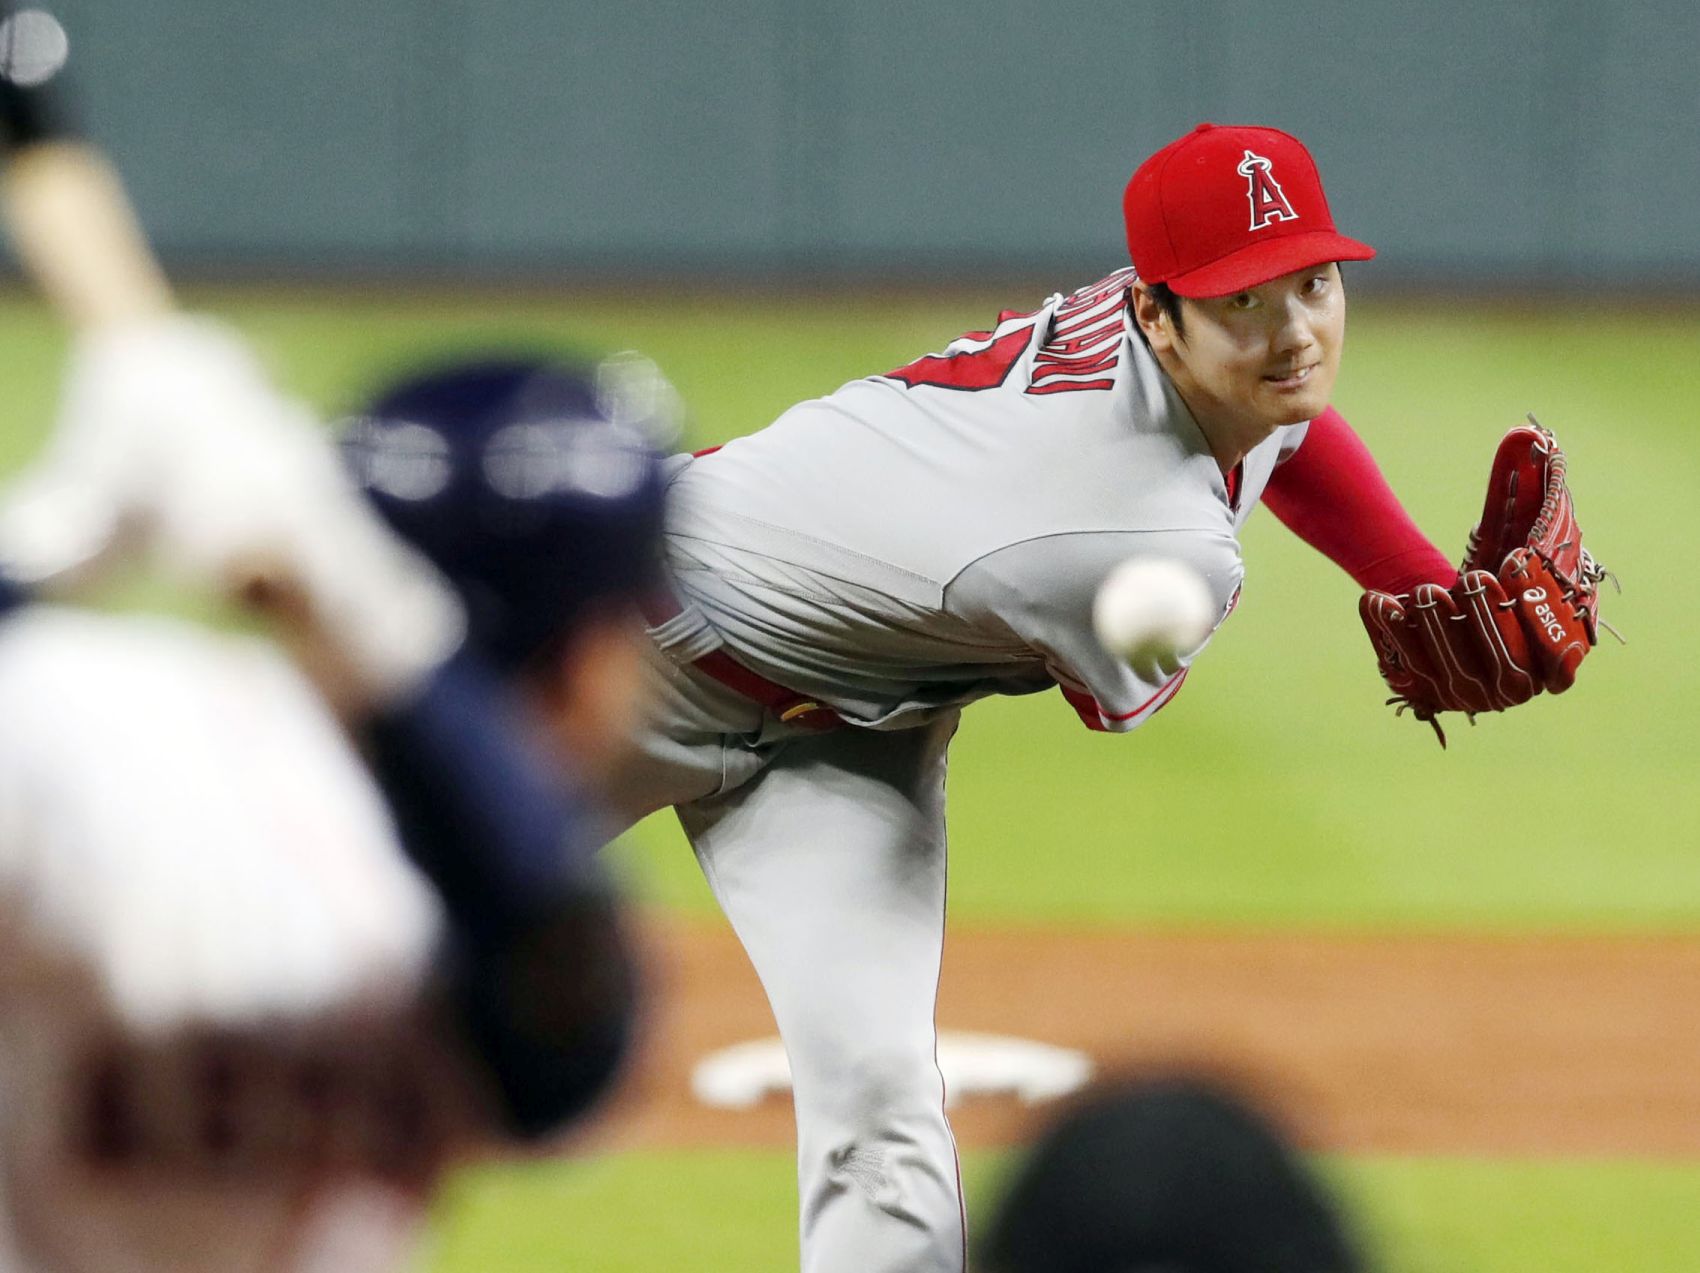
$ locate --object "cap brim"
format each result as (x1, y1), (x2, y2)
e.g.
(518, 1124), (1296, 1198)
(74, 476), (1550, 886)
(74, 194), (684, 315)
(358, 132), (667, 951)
(1166, 231), (1376, 298)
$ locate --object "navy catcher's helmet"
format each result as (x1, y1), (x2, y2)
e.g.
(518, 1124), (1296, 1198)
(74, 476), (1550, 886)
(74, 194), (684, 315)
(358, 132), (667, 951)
(343, 357), (668, 673)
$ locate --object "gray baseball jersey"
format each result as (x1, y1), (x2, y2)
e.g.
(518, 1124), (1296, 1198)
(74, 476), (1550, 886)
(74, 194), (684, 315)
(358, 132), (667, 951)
(657, 267), (1309, 732)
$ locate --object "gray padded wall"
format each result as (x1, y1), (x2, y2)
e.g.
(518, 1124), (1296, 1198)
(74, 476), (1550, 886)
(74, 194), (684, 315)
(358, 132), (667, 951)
(35, 0), (1700, 281)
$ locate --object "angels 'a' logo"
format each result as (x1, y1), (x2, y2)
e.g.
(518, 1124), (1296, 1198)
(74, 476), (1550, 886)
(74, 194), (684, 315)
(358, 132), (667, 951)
(1236, 149), (1298, 231)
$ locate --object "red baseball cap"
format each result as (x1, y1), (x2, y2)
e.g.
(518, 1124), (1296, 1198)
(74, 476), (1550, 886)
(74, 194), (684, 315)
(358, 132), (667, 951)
(1123, 123), (1375, 298)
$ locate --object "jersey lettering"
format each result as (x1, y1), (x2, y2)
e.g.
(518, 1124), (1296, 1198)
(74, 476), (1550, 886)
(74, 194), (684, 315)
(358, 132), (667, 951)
(883, 312), (1039, 392)
(1055, 268), (1135, 313)
(1031, 350), (1118, 385)
(1024, 268), (1134, 397)
(881, 269), (1134, 398)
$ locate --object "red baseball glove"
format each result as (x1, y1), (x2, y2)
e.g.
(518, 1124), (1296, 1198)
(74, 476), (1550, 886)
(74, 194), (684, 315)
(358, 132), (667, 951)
(1359, 418), (1611, 744)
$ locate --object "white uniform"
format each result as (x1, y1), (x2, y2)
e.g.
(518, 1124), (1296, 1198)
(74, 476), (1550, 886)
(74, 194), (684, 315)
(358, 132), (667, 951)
(0, 607), (472, 1273)
(607, 270), (1313, 1272)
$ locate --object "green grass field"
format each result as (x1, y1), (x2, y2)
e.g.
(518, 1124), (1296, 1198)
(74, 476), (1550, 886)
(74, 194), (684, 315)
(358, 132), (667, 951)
(428, 1149), (1700, 1273)
(2, 285), (1694, 1269)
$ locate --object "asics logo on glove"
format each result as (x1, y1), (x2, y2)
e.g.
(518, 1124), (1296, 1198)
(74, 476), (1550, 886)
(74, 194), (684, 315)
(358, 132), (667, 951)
(1525, 588), (1568, 646)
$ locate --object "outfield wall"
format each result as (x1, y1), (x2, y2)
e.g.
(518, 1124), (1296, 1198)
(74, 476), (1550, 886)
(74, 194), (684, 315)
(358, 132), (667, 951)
(28, 0), (1700, 283)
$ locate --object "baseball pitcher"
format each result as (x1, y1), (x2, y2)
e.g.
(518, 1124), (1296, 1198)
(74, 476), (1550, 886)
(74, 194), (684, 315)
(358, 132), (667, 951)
(351, 124), (1605, 1272)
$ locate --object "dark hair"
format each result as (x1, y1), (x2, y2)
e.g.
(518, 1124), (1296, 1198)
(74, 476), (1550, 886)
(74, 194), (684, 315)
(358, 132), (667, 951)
(1138, 280), (1187, 340)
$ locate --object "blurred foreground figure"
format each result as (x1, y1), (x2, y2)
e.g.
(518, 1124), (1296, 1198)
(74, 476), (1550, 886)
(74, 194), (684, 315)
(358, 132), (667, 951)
(0, 317), (663, 1271)
(979, 1077), (1364, 1273)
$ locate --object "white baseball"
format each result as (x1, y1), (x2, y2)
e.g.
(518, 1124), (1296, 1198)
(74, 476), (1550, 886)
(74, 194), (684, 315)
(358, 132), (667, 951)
(1092, 555), (1217, 681)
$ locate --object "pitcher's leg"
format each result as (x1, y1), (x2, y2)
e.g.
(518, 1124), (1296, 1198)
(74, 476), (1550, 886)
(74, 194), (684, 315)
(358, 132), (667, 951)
(679, 713), (964, 1273)
(599, 641), (769, 832)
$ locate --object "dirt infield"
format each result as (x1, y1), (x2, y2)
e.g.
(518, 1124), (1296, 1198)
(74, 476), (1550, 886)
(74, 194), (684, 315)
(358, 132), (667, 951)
(589, 912), (1700, 1159)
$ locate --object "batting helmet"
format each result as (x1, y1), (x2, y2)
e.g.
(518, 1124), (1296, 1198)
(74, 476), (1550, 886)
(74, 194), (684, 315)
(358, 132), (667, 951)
(342, 356), (669, 673)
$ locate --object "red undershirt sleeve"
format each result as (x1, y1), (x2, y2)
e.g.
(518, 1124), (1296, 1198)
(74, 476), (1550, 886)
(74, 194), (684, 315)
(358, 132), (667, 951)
(1263, 406), (1459, 594)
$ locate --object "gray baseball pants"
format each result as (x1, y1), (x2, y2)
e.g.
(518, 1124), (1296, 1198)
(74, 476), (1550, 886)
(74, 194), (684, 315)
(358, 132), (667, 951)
(603, 642), (967, 1273)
